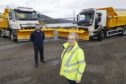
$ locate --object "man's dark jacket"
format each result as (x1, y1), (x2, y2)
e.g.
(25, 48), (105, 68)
(30, 30), (45, 48)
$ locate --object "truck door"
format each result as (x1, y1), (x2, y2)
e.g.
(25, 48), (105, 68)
(94, 13), (102, 30)
(9, 10), (17, 29)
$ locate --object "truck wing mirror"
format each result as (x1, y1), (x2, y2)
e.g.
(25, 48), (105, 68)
(77, 15), (79, 21)
(12, 19), (16, 21)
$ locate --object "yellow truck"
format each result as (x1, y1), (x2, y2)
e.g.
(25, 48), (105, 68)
(77, 7), (126, 41)
(0, 7), (54, 42)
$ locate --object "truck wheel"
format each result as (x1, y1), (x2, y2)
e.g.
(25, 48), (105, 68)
(98, 30), (104, 41)
(0, 30), (1, 37)
(11, 33), (17, 42)
(89, 36), (93, 41)
(0, 31), (5, 38)
(122, 27), (126, 36)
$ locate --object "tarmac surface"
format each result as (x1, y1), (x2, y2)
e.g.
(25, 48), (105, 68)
(0, 36), (126, 84)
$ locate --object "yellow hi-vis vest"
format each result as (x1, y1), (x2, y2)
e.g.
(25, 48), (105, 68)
(60, 42), (86, 81)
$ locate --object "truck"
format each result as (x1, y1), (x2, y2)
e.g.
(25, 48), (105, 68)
(77, 7), (126, 41)
(0, 7), (39, 41)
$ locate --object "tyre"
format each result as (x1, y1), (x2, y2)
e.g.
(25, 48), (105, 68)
(0, 31), (5, 38)
(10, 33), (17, 42)
(98, 30), (104, 41)
(89, 36), (93, 41)
(0, 30), (1, 37)
(122, 27), (126, 36)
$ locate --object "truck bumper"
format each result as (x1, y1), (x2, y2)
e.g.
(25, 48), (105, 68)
(16, 29), (54, 41)
(55, 28), (89, 40)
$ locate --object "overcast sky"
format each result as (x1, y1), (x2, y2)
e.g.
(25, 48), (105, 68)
(0, 0), (126, 18)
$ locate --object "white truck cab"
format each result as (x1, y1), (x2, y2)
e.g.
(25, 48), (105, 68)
(77, 8), (107, 41)
(9, 7), (39, 29)
(1, 7), (39, 41)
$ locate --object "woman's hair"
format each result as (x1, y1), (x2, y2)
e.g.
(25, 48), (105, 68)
(68, 32), (79, 41)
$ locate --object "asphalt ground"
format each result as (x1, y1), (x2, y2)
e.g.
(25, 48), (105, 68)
(0, 36), (126, 84)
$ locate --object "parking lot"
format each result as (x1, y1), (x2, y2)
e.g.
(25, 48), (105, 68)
(0, 36), (126, 84)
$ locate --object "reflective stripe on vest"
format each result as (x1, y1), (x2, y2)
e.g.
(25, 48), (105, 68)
(65, 47), (85, 67)
(77, 70), (83, 76)
(64, 68), (78, 73)
(64, 47), (85, 76)
(65, 47), (79, 66)
(64, 69), (83, 76)
(65, 60), (85, 67)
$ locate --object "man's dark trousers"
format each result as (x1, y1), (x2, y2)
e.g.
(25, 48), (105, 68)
(67, 79), (77, 84)
(30, 30), (45, 66)
(34, 45), (44, 65)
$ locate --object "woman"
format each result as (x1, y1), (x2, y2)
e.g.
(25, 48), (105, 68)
(60, 32), (86, 84)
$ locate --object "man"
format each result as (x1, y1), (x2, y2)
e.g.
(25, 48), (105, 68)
(30, 25), (46, 68)
(95, 13), (102, 29)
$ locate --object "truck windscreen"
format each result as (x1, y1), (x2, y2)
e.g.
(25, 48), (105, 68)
(77, 13), (94, 26)
(15, 11), (38, 20)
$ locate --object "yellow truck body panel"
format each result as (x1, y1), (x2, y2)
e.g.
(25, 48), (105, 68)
(0, 8), (9, 29)
(0, 15), (8, 29)
(97, 7), (126, 29)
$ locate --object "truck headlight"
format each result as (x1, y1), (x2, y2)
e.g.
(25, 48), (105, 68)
(89, 32), (94, 36)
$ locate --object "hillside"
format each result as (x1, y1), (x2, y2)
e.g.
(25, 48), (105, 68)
(38, 14), (73, 24)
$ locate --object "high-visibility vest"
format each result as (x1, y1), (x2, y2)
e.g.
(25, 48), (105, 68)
(60, 42), (86, 81)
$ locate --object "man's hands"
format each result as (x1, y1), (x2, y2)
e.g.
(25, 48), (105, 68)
(76, 80), (81, 84)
